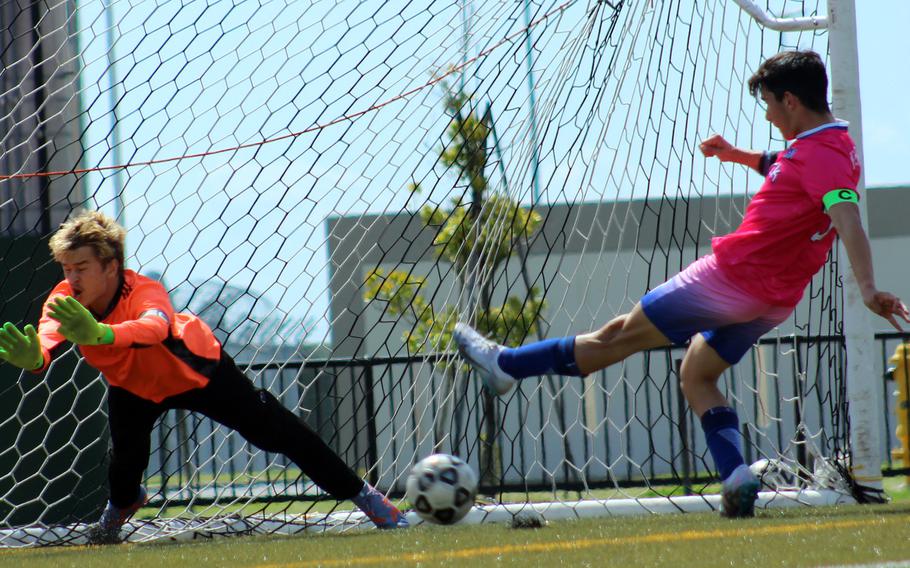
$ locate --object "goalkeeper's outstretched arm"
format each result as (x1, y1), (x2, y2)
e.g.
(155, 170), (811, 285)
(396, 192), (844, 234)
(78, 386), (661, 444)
(0, 323), (44, 371)
(0, 290), (120, 374)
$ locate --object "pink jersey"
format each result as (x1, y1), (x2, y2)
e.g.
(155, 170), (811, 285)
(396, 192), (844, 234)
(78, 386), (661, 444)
(712, 123), (861, 306)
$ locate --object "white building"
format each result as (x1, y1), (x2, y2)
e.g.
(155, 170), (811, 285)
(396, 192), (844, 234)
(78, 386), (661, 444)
(325, 185), (909, 491)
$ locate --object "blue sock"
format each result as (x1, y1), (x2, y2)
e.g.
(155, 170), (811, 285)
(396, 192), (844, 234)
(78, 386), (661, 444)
(496, 336), (583, 379)
(700, 406), (745, 481)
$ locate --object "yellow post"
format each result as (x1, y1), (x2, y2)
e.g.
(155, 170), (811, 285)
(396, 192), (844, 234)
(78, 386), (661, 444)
(888, 343), (910, 484)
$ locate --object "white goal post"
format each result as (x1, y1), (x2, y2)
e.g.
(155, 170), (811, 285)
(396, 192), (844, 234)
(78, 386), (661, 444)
(733, 0), (884, 498)
(825, 0), (884, 498)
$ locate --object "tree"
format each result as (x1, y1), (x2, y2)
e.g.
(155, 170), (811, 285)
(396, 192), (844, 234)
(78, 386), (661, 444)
(364, 87), (545, 488)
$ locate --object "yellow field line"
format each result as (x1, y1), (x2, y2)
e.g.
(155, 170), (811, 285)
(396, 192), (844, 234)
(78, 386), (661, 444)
(0, 543), (94, 556)
(256, 516), (904, 568)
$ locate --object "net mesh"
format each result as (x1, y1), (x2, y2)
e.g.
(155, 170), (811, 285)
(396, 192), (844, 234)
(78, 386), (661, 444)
(0, 0), (866, 546)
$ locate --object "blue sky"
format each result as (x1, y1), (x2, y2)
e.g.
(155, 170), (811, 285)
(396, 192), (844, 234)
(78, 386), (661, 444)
(855, 1), (910, 187)
(66, 0), (908, 345)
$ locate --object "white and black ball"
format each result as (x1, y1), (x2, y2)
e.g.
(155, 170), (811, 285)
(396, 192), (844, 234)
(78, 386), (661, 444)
(405, 453), (478, 525)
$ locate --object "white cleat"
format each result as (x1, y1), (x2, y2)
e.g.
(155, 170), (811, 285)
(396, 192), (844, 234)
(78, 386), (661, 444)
(720, 464), (760, 518)
(453, 323), (517, 396)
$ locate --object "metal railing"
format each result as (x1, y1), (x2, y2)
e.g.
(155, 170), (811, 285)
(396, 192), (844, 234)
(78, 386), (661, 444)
(147, 332), (910, 505)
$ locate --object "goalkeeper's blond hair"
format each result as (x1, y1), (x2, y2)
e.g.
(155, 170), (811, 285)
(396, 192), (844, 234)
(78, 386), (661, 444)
(49, 210), (126, 272)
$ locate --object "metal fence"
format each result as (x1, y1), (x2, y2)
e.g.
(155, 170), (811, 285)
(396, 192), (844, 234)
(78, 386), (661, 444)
(146, 332), (910, 505)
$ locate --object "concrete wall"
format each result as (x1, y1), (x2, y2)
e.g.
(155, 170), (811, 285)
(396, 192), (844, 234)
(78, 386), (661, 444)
(326, 185), (910, 489)
(329, 186), (910, 355)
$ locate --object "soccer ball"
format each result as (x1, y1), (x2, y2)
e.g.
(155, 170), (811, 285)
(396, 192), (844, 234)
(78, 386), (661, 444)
(405, 453), (478, 525)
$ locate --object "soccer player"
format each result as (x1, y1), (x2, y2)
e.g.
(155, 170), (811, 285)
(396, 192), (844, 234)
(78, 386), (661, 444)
(454, 50), (909, 517)
(0, 211), (408, 543)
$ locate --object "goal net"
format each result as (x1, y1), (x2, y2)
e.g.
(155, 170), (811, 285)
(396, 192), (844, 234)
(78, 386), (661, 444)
(0, 0), (875, 546)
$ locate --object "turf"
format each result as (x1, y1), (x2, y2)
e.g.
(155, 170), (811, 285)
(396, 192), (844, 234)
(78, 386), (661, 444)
(3, 502), (910, 568)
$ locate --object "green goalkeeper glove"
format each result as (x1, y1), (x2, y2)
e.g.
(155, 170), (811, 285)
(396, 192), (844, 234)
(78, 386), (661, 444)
(48, 296), (114, 346)
(0, 323), (44, 371)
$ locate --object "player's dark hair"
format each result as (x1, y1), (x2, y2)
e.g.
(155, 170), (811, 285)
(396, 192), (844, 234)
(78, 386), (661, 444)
(49, 210), (126, 274)
(748, 50), (830, 114)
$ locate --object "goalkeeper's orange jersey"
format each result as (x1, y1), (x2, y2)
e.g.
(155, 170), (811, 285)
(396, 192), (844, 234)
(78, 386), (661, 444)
(35, 270), (222, 402)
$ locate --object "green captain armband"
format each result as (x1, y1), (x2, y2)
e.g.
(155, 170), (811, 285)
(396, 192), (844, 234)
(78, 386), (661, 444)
(822, 188), (859, 211)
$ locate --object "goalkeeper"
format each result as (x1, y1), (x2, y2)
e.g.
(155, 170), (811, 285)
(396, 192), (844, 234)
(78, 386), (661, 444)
(455, 50), (909, 517)
(0, 210), (408, 544)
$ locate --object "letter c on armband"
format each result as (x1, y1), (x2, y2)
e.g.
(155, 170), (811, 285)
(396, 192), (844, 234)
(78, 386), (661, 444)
(822, 188), (859, 211)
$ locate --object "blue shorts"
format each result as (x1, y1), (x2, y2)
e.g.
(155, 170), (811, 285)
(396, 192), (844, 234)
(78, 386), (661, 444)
(640, 255), (793, 364)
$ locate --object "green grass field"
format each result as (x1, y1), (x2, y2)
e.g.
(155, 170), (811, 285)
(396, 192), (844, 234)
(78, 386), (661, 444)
(3, 504), (909, 568)
(4, 486), (910, 568)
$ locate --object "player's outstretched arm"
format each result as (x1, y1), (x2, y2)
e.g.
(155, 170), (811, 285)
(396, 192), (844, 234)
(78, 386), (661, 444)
(699, 134), (772, 174)
(47, 296), (114, 346)
(864, 291), (910, 331)
(828, 200), (910, 331)
(0, 323), (44, 370)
